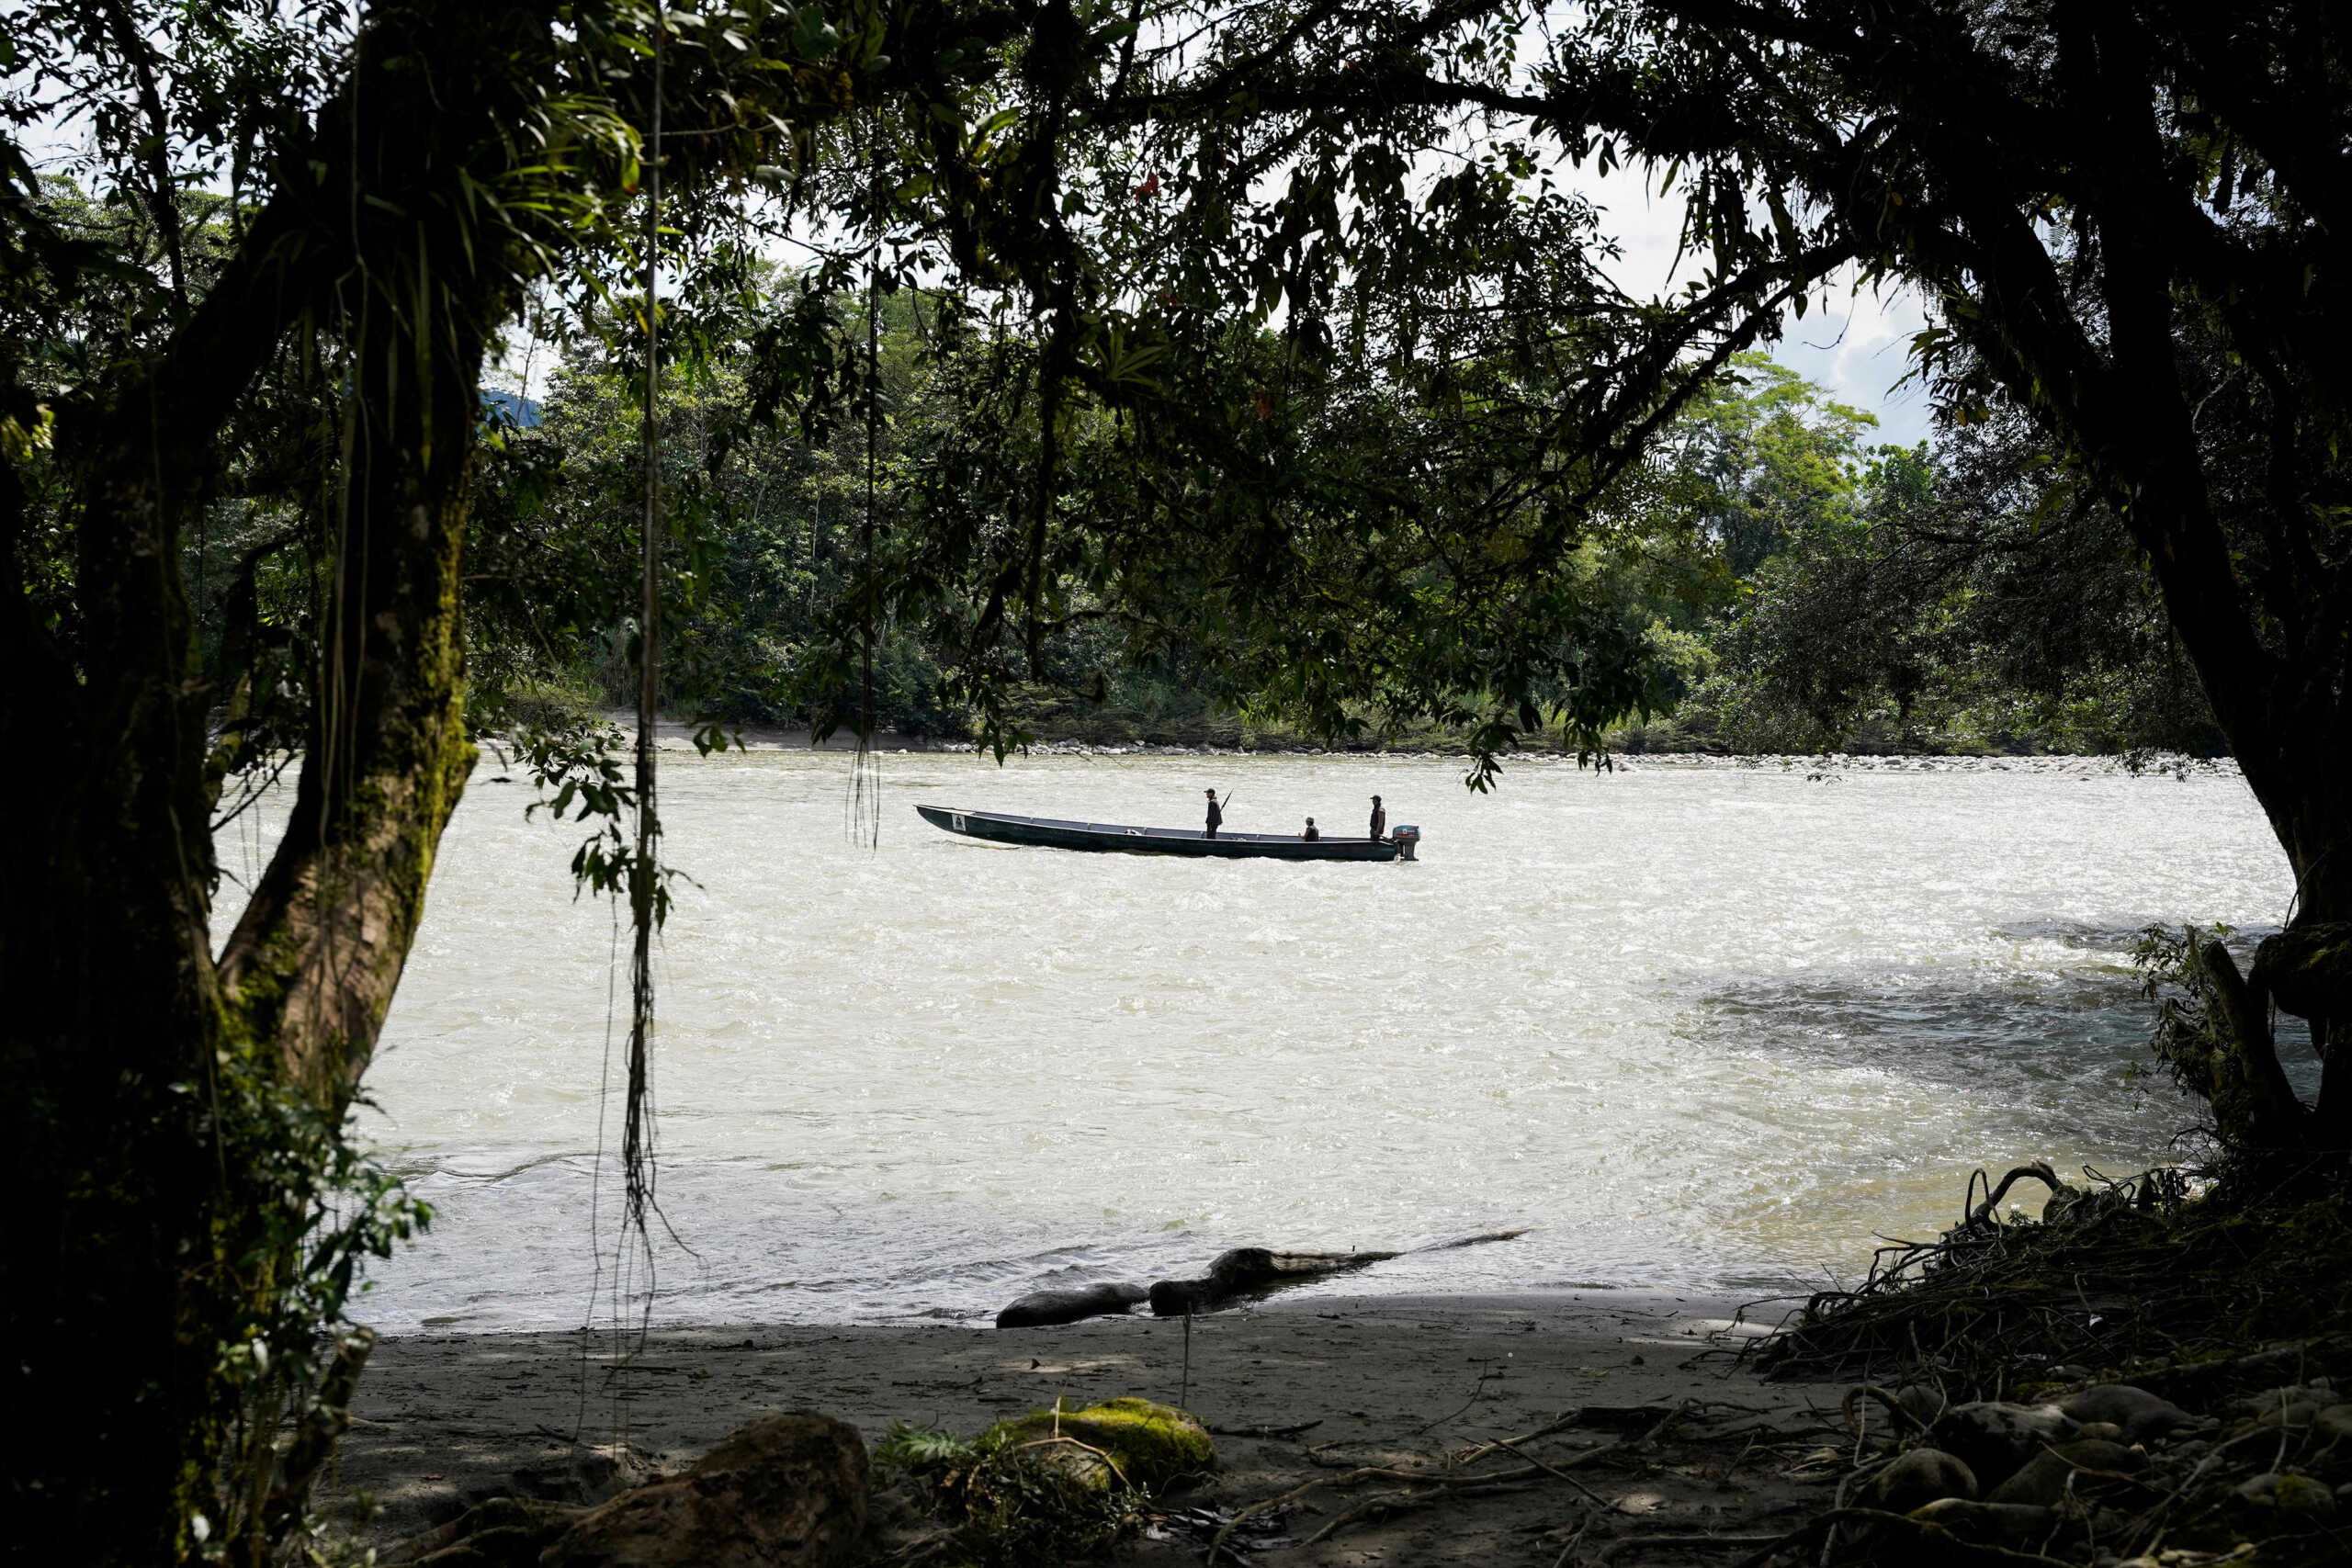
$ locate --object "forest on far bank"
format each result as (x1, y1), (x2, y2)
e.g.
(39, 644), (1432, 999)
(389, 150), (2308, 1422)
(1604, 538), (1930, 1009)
(451, 314), (2221, 759)
(20, 174), (2219, 775)
(365, 288), (2213, 761)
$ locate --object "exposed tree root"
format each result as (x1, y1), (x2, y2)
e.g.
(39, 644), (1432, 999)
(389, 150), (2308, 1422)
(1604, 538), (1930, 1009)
(1747, 1162), (2349, 1388)
(1205, 1404), (1701, 1562)
(1736, 1166), (2352, 1568)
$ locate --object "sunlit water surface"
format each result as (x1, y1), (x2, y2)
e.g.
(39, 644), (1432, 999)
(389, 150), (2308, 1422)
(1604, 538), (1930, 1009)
(215, 751), (2300, 1330)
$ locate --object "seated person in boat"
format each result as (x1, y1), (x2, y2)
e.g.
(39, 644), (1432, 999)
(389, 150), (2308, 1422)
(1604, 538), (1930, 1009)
(1301, 818), (1319, 840)
(1204, 788), (1223, 840)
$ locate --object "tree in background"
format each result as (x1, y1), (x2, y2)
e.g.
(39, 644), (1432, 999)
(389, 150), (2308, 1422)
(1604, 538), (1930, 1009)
(467, 288), (978, 738)
(1671, 355), (1879, 581)
(479, 326), (2223, 762)
(1634, 362), (2222, 758)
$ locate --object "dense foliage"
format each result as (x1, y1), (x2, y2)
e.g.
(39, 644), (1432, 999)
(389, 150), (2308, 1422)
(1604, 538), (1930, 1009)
(1640, 365), (2222, 757)
(468, 296), (1710, 753)
(470, 339), (2219, 759)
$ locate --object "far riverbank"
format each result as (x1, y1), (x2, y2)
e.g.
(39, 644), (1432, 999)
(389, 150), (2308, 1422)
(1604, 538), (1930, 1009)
(610, 714), (2238, 777)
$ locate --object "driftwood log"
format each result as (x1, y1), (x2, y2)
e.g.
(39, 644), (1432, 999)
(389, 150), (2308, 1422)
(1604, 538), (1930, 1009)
(994, 1230), (1530, 1326)
(1148, 1230), (1531, 1316)
(1148, 1248), (1398, 1315)
(994, 1281), (1150, 1329)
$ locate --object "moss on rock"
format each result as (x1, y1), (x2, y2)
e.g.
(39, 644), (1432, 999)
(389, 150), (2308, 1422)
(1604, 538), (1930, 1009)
(985, 1397), (1215, 1491)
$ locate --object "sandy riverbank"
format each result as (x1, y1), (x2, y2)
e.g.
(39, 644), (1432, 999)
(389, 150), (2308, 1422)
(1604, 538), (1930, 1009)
(334, 1291), (1855, 1565)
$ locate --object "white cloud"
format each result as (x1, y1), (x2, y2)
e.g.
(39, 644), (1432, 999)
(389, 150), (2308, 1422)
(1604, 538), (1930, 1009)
(1569, 163), (1935, 448)
(1771, 274), (1934, 448)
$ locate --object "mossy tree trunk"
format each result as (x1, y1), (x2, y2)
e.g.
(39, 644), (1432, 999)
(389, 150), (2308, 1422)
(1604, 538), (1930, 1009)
(1, 201), (315, 1568)
(0, 6), (547, 1559)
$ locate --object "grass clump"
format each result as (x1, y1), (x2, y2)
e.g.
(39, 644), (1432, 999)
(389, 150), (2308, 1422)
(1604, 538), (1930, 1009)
(982, 1397), (1215, 1491)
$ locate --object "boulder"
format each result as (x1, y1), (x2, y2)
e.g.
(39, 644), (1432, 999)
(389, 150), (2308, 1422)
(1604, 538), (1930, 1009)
(384, 1498), (583, 1567)
(2235, 1470), (2338, 1520)
(1855, 1449), (1977, 1515)
(2231, 1382), (2319, 1416)
(2055, 1384), (2195, 1443)
(540, 1412), (868, 1568)
(2254, 1397), (2346, 1432)
(2233, 1383), (2348, 1434)
(1927, 1402), (2079, 1490)
(1984, 1438), (2141, 1506)
(996, 1281), (1148, 1328)
(984, 1398), (1214, 1490)
(1894, 1385), (1950, 1428)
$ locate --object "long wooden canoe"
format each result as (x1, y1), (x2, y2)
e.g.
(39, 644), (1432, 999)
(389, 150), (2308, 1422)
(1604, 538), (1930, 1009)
(916, 804), (1408, 861)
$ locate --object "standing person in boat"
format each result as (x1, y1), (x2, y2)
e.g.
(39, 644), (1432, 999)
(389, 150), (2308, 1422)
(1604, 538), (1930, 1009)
(1368, 795), (1386, 841)
(1301, 817), (1319, 840)
(1204, 788), (1225, 840)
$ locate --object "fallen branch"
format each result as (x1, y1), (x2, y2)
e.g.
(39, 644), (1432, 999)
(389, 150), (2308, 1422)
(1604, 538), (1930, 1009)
(1207, 1419), (1324, 1439)
(1547, 1514), (1594, 1568)
(1728, 1507), (2082, 1568)
(1967, 1164), (2069, 1227)
(1413, 1363), (1508, 1434)
(1598, 1533), (1781, 1561)
(1149, 1231), (1531, 1315)
(1471, 1431), (1615, 1508)
(1840, 1383), (1930, 1440)
(1206, 1401), (1697, 1562)
(1450, 1411), (1587, 1465)
(1302, 1478), (1539, 1544)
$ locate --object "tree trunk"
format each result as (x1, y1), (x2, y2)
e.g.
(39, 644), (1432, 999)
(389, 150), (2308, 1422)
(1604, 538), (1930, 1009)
(211, 243), (493, 1111)
(2, 6), (544, 1558)
(2191, 938), (2309, 1156)
(1897, 5), (2352, 1168)
(1, 187), (322, 1563)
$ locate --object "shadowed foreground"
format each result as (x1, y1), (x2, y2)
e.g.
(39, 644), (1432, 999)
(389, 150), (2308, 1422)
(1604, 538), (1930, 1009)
(331, 1292), (1843, 1565)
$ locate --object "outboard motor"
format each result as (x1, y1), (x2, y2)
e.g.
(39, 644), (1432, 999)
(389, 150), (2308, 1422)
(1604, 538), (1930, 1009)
(1390, 824), (1420, 861)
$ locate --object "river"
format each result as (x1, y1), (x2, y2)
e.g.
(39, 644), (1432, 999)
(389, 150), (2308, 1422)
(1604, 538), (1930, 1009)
(216, 749), (2296, 1330)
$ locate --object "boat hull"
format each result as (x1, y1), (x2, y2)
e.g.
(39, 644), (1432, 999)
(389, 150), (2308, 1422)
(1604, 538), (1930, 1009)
(916, 805), (1401, 861)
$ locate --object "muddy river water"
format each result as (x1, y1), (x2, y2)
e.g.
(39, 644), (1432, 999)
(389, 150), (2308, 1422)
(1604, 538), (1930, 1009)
(216, 749), (2294, 1329)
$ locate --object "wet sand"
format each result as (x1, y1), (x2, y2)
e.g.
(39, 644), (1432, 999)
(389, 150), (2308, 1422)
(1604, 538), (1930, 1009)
(335, 1291), (1850, 1564)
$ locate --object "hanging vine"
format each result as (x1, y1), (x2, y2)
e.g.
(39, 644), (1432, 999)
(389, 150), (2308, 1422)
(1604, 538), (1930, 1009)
(847, 104), (886, 848)
(618, 0), (667, 1348)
